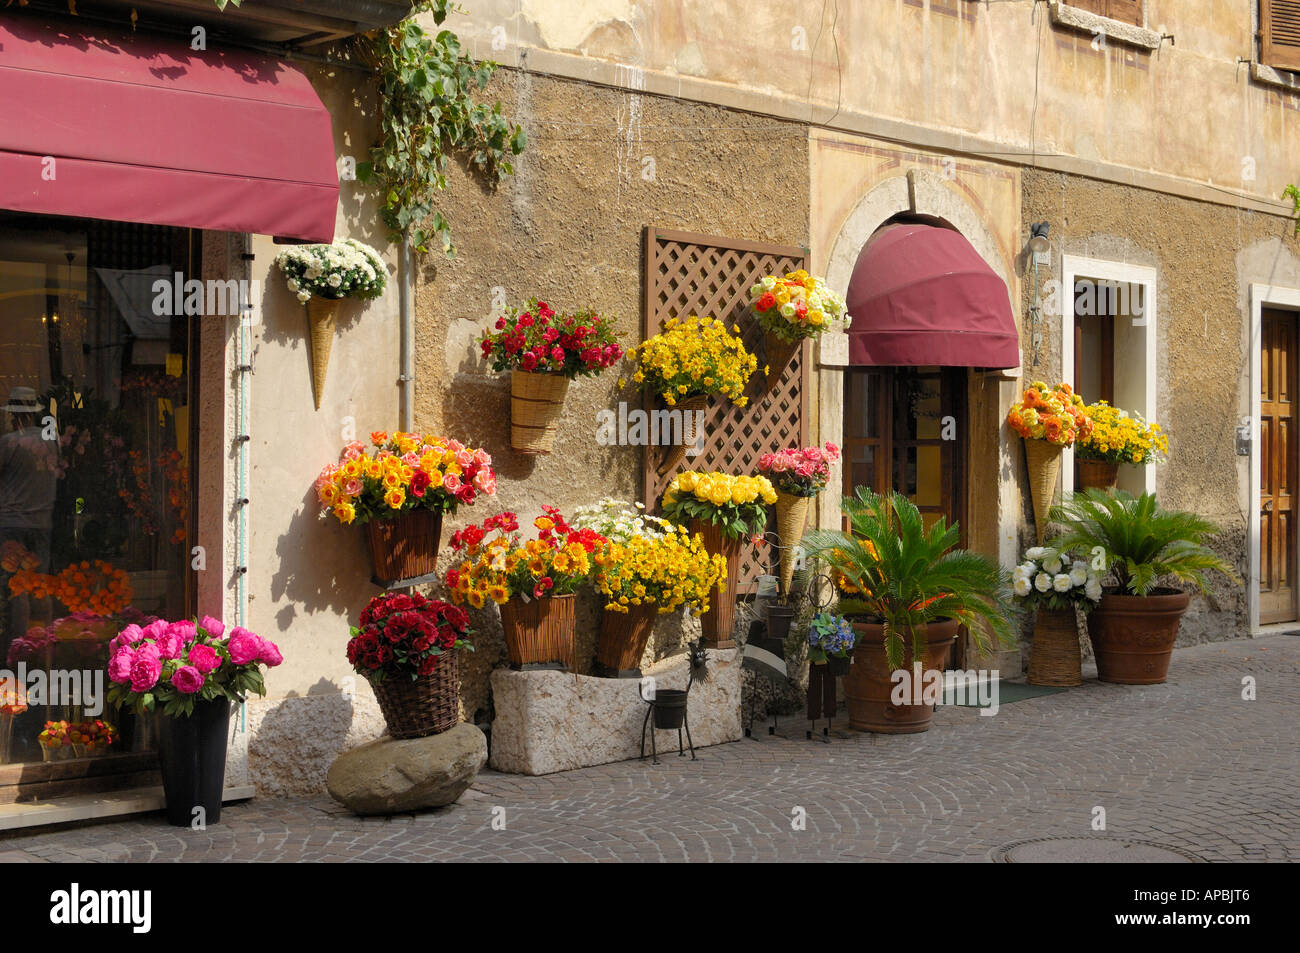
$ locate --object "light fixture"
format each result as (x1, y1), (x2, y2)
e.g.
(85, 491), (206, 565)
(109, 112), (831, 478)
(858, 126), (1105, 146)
(1027, 222), (1051, 255)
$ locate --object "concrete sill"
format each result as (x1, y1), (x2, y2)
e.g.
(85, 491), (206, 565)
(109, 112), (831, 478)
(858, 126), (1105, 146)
(1250, 62), (1300, 94)
(1048, 2), (1163, 51)
(0, 784), (255, 833)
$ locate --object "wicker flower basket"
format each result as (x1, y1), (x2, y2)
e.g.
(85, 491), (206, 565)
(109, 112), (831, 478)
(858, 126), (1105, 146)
(500, 593), (576, 669)
(365, 509), (443, 585)
(1026, 606), (1082, 687)
(690, 519), (742, 648)
(775, 490), (811, 596)
(305, 296), (339, 411)
(594, 603), (658, 677)
(1076, 459), (1119, 490)
(657, 394), (709, 477)
(510, 370), (570, 454)
(369, 651), (461, 740)
(1023, 438), (1063, 543)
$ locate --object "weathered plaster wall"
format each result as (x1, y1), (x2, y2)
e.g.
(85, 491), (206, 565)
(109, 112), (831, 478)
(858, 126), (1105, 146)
(1021, 168), (1300, 646)
(411, 70), (811, 752)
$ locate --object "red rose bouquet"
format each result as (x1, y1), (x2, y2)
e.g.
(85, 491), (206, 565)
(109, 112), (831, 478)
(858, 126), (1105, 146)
(347, 593), (471, 683)
(479, 298), (623, 379)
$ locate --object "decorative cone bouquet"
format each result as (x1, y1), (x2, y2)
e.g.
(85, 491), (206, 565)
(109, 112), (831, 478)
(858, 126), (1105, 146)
(1006, 381), (1091, 542)
(748, 269), (847, 383)
(274, 238), (387, 409)
(106, 617), (282, 718)
(757, 442), (841, 598)
(479, 298), (622, 454)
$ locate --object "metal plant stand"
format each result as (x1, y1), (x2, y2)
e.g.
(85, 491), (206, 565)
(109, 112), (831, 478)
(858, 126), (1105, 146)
(640, 641), (707, 764)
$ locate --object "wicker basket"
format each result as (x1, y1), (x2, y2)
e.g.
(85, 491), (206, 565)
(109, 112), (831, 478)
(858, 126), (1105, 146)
(1023, 438), (1063, 543)
(370, 652), (461, 739)
(657, 394), (709, 477)
(690, 519), (742, 648)
(1076, 459), (1119, 490)
(775, 490), (811, 596)
(1026, 607), (1082, 687)
(305, 297), (339, 411)
(366, 509), (443, 585)
(500, 593), (576, 669)
(510, 370), (570, 454)
(594, 603), (658, 676)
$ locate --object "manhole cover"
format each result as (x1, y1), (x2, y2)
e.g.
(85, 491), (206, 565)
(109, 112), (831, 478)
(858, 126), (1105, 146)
(990, 837), (1203, 863)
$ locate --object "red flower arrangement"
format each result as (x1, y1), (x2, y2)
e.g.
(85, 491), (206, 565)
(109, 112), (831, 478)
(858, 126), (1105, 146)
(347, 593), (471, 682)
(479, 298), (623, 379)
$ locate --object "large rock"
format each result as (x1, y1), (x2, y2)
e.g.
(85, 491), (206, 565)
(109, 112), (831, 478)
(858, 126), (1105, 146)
(489, 647), (742, 775)
(326, 723), (487, 815)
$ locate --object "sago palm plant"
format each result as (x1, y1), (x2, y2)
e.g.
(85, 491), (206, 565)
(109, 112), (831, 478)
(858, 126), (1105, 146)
(1047, 489), (1240, 596)
(801, 488), (1017, 670)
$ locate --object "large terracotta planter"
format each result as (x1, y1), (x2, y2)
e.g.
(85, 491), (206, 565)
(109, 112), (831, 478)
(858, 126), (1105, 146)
(366, 509), (443, 586)
(510, 370), (570, 454)
(500, 593), (576, 670)
(774, 490), (812, 596)
(594, 603), (658, 677)
(1027, 607), (1082, 687)
(1088, 589), (1190, 684)
(1076, 459), (1119, 490)
(369, 652), (461, 739)
(690, 519), (742, 648)
(845, 618), (958, 733)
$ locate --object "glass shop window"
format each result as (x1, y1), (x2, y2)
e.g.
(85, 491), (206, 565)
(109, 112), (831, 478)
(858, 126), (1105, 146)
(0, 213), (197, 778)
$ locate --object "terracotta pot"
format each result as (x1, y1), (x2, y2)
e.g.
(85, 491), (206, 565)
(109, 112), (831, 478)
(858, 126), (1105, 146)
(499, 593), (576, 670)
(1027, 606), (1082, 687)
(690, 519), (742, 648)
(1076, 459), (1119, 490)
(365, 509), (443, 586)
(845, 618), (958, 733)
(1088, 589), (1190, 684)
(594, 603), (658, 677)
(510, 370), (570, 454)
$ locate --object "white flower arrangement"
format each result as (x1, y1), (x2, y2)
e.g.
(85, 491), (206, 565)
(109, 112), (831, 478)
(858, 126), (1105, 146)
(274, 238), (388, 304)
(569, 498), (674, 545)
(1013, 546), (1102, 611)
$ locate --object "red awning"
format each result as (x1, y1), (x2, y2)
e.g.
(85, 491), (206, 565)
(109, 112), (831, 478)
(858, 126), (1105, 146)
(0, 15), (338, 242)
(846, 223), (1020, 368)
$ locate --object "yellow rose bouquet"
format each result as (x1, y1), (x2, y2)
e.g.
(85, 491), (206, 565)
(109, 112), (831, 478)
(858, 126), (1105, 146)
(624, 315), (758, 408)
(748, 269), (847, 342)
(1075, 401), (1169, 465)
(593, 529), (726, 614)
(661, 471), (777, 539)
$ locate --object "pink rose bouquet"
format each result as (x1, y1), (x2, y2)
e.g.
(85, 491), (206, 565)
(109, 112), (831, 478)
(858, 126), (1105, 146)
(757, 442), (841, 498)
(106, 616), (282, 717)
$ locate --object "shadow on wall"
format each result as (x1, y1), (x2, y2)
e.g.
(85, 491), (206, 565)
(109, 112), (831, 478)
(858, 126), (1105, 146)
(271, 485), (379, 618)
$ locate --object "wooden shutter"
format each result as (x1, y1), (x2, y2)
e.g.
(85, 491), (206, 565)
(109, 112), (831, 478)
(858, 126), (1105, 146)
(1262, 0), (1300, 70)
(1071, 0), (1107, 15)
(1105, 0), (1142, 26)
(642, 227), (810, 595)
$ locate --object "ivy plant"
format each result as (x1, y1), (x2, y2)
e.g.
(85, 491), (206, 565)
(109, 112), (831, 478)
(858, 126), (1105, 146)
(1285, 184), (1300, 236)
(356, 1), (526, 255)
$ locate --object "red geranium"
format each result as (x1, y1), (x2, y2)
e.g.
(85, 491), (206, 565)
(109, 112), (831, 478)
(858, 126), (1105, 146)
(347, 594), (472, 682)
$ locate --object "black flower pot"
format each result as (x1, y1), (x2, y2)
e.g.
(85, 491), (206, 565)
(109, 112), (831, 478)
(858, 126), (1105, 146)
(652, 689), (688, 729)
(766, 603), (795, 643)
(828, 655), (852, 677)
(156, 698), (231, 828)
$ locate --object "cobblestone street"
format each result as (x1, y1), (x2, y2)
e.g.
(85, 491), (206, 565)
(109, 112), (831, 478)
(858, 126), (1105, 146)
(2, 635), (1296, 863)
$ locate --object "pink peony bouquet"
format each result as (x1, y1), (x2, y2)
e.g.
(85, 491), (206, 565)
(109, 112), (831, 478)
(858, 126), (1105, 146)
(106, 616), (282, 718)
(757, 442), (841, 498)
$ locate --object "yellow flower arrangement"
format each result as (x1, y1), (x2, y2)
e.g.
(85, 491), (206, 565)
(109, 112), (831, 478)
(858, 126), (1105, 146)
(1075, 401), (1169, 466)
(594, 530), (726, 614)
(624, 315), (758, 408)
(1005, 381), (1092, 447)
(748, 269), (847, 341)
(661, 471), (778, 539)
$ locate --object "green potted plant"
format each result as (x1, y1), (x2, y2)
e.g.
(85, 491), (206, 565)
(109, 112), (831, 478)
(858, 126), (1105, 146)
(802, 488), (1017, 733)
(1048, 490), (1240, 684)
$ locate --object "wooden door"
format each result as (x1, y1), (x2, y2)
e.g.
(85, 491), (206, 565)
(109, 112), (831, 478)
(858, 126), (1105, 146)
(1261, 309), (1298, 624)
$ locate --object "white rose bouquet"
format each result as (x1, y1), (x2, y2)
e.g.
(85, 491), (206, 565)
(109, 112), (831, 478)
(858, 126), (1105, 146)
(569, 498), (674, 545)
(275, 238), (387, 304)
(1011, 545), (1102, 612)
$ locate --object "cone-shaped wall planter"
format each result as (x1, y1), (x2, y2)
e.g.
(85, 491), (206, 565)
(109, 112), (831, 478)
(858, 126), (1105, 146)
(775, 490), (811, 597)
(763, 331), (801, 389)
(306, 297), (339, 410)
(657, 394), (709, 477)
(1023, 438), (1063, 543)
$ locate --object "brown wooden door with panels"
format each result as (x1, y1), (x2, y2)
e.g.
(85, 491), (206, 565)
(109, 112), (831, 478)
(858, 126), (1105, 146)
(1260, 308), (1298, 625)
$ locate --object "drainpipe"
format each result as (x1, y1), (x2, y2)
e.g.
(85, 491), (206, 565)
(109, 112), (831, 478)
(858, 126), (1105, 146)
(398, 235), (414, 431)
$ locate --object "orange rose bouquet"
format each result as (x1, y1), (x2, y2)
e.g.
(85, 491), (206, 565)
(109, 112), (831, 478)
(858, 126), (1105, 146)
(1006, 381), (1092, 447)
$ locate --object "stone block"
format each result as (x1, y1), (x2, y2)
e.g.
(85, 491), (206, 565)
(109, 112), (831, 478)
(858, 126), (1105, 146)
(326, 723), (487, 815)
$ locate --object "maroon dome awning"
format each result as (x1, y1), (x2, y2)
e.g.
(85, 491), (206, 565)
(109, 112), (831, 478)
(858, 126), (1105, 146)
(845, 223), (1020, 368)
(0, 15), (338, 242)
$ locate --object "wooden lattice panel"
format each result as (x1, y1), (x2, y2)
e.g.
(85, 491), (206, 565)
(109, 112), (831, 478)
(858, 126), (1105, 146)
(641, 227), (809, 595)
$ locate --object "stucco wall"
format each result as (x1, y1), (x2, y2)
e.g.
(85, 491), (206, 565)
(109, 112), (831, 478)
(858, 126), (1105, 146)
(1021, 168), (1300, 646)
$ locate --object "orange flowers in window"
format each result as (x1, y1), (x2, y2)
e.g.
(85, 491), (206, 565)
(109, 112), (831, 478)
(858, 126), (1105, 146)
(8, 560), (133, 616)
